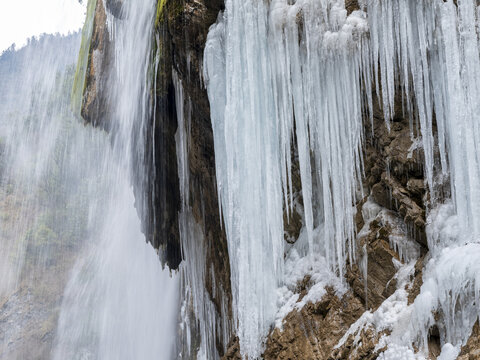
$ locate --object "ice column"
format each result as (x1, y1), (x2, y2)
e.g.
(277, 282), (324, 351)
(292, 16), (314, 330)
(204, 3), (285, 357)
(204, 0), (370, 357)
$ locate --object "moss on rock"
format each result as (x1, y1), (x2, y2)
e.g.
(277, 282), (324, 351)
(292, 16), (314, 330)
(71, 0), (97, 116)
(155, 0), (168, 28)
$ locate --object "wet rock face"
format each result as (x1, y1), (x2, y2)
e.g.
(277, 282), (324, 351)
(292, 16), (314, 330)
(106, 0), (124, 18)
(137, 78), (182, 269)
(156, 0), (233, 351)
(80, 0), (231, 351)
(364, 92), (427, 248)
(284, 150), (304, 244)
(81, 0), (113, 130)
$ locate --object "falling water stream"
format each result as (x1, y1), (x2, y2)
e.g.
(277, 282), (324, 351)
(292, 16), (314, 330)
(0, 0), (178, 359)
(53, 0), (180, 358)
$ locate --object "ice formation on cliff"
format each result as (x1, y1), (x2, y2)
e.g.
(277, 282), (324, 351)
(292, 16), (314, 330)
(205, 0), (480, 358)
(204, 0), (370, 357)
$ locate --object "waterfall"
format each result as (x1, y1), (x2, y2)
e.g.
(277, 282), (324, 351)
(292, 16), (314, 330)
(173, 71), (232, 359)
(0, 34), (82, 302)
(0, 34), (104, 359)
(53, 0), (179, 359)
(0, 0), (178, 359)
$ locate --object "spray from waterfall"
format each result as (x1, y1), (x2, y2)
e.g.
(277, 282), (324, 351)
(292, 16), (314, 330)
(0, 0), (179, 358)
(53, 0), (179, 358)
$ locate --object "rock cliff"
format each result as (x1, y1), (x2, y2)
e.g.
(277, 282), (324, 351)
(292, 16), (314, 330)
(77, 0), (479, 358)
(78, 0), (232, 355)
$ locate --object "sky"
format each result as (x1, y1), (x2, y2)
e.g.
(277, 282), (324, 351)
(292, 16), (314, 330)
(0, 0), (86, 53)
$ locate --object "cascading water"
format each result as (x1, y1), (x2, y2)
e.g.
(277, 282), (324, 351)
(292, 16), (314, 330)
(0, 0), (178, 359)
(53, 0), (179, 359)
(0, 34), (97, 359)
(0, 33), (81, 301)
(173, 71), (232, 360)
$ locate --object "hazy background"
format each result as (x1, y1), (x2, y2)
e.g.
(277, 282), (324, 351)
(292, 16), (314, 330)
(0, 0), (85, 53)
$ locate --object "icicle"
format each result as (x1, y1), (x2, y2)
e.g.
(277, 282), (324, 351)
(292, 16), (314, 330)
(174, 70), (231, 359)
(204, 1), (370, 357)
(366, 0), (480, 353)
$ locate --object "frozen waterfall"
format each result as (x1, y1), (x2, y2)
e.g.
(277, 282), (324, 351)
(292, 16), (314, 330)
(205, 0), (480, 358)
(204, 0), (370, 357)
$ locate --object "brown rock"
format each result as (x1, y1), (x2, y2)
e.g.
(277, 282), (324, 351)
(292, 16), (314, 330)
(347, 239), (398, 310)
(330, 327), (387, 360)
(82, 0), (113, 129)
(346, 0), (360, 15)
(364, 91), (428, 249)
(157, 0), (233, 354)
(459, 321), (480, 360)
(407, 255), (425, 305)
(222, 337), (242, 360)
(348, 208), (409, 310)
(264, 289), (366, 360)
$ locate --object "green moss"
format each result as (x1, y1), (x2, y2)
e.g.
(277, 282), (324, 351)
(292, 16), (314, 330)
(155, 0), (168, 28)
(71, 0), (98, 116)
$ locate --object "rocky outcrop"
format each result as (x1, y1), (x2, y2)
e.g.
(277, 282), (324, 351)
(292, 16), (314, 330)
(364, 92), (428, 248)
(154, 1), (233, 354)
(81, 0), (113, 130)
(263, 207), (417, 359)
(156, 0), (230, 283)
(459, 321), (480, 360)
(264, 289), (366, 360)
(263, 64), (430, 359)
(78, 0), (232, 355)
(346, 226), (399, 310)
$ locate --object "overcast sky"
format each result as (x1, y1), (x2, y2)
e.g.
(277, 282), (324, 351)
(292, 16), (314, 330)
(0, 0), (86, 53)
